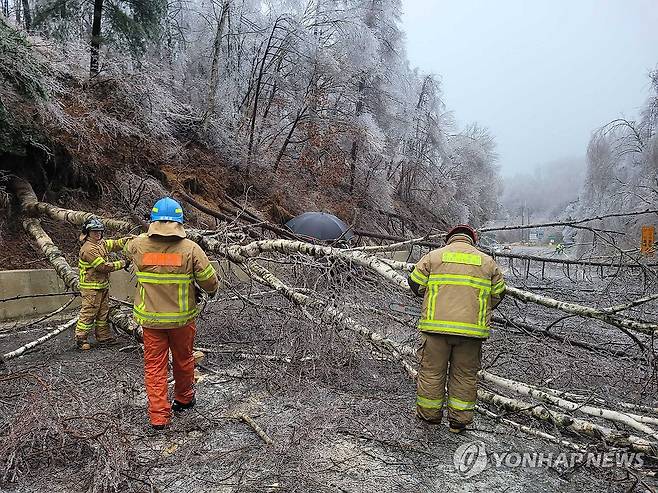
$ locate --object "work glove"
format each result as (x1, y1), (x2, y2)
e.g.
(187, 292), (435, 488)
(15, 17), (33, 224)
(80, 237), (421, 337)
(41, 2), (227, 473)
(123, 258), (132, 272)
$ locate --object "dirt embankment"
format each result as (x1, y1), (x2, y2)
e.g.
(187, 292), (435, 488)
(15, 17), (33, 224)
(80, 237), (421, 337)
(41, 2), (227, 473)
(0, 24), (436, 269)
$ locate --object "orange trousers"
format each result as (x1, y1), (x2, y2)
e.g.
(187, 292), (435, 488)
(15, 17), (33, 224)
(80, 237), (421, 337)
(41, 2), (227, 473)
(143, 322), (196, 426)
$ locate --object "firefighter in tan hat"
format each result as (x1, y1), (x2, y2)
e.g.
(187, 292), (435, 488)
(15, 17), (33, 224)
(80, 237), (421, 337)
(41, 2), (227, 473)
(123, 197), (219, 430)
(76, 217), (132, 350)
(407, 224), (505, 433)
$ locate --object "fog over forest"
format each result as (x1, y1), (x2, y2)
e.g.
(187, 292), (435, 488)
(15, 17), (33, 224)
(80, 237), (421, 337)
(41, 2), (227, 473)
(502, 156), (585, 220)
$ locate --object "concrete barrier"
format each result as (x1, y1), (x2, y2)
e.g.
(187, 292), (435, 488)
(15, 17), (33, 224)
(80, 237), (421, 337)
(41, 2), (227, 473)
(0, 269), (78, 321)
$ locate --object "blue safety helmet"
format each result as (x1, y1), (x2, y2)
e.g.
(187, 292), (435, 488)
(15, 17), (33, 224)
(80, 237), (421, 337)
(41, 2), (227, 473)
(151, 197), (184, 224)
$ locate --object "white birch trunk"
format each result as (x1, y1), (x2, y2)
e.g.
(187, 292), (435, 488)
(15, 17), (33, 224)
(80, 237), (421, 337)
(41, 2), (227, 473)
(2, 318), (77, 361)
(477, 389), (656, 453)
(480, 371), (658, 437)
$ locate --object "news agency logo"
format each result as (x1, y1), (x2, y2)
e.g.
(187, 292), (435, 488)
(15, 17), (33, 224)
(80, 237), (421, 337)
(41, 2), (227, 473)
(454, 441), (645, 478)
(454, 441), (488, 478)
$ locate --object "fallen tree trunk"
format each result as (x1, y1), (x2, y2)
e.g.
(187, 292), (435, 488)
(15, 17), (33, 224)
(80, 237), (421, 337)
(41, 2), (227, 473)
(178, 191), (234, 222)
(11, 177), (135, 232)
(229, 239), (408, 289)
(618, 403), (658, 417)
(223, 194), (265, 223)
(480, 372), (657, 437)
(22, 218), (79, 290)
(477, 389), (656, 454)
(1, 318), (77, 362)
(535, 387), (658, 425)
(505, 286), (657, 335)
(476, 405), (586, 452)
(16, 188), (136, 341)
(179, 191), (300, 240)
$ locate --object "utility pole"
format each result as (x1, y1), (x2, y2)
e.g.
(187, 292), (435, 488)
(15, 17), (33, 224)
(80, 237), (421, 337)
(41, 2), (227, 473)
(520, 204), (525, 243)
(523, 200), (529, 243)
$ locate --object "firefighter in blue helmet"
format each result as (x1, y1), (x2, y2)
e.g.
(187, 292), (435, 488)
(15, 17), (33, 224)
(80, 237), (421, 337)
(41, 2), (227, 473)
(122, 197), (219, 429)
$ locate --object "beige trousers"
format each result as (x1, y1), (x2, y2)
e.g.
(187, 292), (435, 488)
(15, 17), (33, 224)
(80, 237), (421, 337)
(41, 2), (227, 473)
(416, 333), (482, 425)
(75, 289), (112, 341)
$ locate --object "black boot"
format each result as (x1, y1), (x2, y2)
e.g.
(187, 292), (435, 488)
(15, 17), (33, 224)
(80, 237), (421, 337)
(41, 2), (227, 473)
(95, 337), (118, 347)
(449, 421), (467, 434)
(172, 396), (196, 412)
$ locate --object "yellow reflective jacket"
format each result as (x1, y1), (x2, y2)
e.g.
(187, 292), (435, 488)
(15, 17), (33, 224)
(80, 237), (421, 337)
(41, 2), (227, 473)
(409, 234), (505, 338)
(123, 221), (219, 329)
(78, 237), (129, 290)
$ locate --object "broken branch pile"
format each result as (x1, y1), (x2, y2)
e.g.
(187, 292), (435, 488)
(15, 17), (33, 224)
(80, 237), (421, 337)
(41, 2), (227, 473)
(5, 177), (658, 461)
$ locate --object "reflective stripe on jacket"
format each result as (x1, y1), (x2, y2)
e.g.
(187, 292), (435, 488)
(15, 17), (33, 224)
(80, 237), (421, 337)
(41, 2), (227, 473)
(78, 238), (128, 289)
(409, 235), (505, 339)
(124, 222), (219, 329)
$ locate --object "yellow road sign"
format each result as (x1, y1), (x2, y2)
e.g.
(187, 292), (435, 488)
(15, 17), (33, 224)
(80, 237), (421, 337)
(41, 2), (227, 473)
(641, 226), (655, 256)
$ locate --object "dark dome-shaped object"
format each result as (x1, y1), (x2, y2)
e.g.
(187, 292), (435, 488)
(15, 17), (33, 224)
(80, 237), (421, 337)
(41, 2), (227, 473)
(285, 212), (354, 242)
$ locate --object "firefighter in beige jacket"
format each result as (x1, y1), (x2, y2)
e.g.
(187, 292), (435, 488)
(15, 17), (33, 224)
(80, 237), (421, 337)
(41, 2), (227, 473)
(407, 224), (505, 432)
(76, 217), (131, 350)
(123, 197), (219, 429)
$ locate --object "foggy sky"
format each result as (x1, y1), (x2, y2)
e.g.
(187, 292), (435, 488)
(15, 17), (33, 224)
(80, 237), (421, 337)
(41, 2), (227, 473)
(400, 0), (658, 176)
